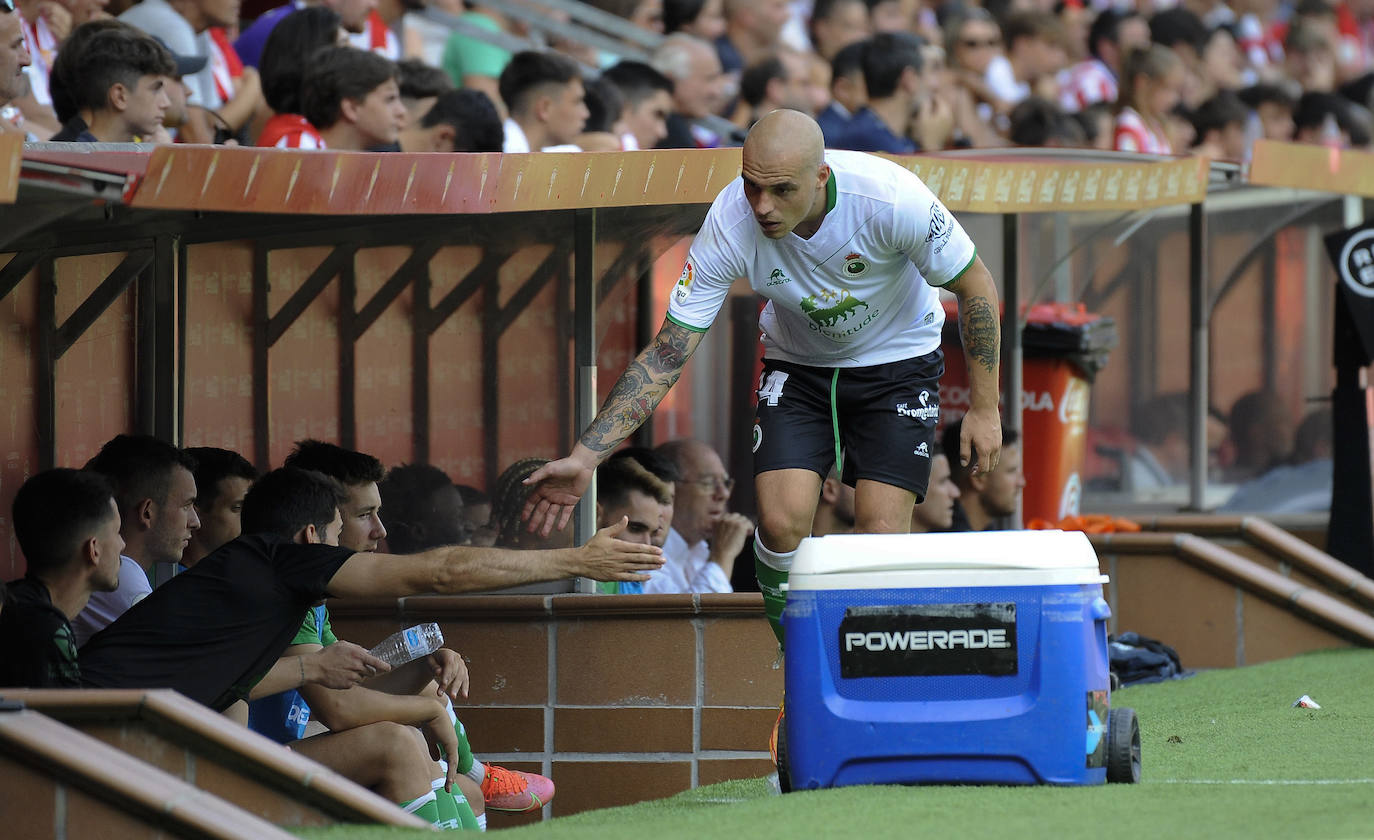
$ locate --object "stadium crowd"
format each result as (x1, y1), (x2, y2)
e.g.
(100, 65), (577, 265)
(1, 0), (1373, 154)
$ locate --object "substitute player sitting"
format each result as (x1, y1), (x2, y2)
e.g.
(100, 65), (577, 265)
(522, 108), (1003, 645)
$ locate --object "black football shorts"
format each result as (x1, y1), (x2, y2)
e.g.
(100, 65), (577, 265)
(751, 349), (944, 502)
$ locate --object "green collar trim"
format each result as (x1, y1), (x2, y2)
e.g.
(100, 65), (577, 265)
(825, 169), (837, 213)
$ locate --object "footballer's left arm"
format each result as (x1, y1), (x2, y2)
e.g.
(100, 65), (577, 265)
(945, 258), (1003, 475)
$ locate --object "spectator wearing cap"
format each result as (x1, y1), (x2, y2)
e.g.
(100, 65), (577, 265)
(301, 44), (406, 151)
(497, 50), (588, 152)
(120, 0), (262, 144)
(151, 35), (207, 143)
(50, 27), (174, 142)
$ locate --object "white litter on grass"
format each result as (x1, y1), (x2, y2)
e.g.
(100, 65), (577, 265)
(1158, 779), (1374, 785)
(1292, 694), (1322, 709)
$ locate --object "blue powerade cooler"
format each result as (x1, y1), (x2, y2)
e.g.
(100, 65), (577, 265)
(780, 531), (1141, 790)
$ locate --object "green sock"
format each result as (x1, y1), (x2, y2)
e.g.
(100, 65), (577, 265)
(444, 699), (477, 776)
(755, 547), (789, 649)
(451, 787), (480, 830)
(432, 779), (461, 830)
(401, 791), (441, 827)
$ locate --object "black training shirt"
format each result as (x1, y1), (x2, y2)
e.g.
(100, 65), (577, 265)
(0, 577), (82, 688)
(78, 534), (355, 711)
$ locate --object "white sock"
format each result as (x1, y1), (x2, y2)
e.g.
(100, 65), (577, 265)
(477, 813), (487, 831)
(754, 529), (797, 571)
(466, 759), (486, 785)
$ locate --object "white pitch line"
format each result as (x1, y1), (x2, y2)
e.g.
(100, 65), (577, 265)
(1157, 779), (1374, 785)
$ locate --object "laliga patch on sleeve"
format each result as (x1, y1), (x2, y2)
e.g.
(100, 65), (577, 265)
(838, 603), (1017, 678)
(673, 259), (694, 303)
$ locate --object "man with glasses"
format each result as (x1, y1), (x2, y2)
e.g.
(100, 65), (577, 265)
(0, 0), (32, 111)
(645, 439), (752, 594)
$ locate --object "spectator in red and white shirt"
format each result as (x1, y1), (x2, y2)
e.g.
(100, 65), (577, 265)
(1059, 9), (1150, 113)
(257, 5), (342, 148)
(1113, 44), (1184, 154)
(348, 6), (398, 60)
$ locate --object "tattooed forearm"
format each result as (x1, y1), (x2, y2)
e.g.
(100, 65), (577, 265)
(959, 294), (999, 373)
(579, 321), (700, 453)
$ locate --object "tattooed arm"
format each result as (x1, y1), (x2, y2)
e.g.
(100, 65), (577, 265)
(946, 258), (1004, 475)
(522, 319), (707, 535)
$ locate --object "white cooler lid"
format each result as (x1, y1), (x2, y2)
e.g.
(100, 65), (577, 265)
(791, 530), (1101, 576)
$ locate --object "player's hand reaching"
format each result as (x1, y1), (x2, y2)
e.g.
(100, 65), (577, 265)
(521, 449), (597, 536)
(959, 404), (1003, 477)
(575, 518), (665, 581)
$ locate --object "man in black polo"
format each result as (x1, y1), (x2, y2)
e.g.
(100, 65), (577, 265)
(0, 469), (125, 688)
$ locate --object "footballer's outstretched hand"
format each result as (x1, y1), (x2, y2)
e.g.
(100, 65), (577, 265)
(575, 518), (665, 582)
(521, 450), (596, 537)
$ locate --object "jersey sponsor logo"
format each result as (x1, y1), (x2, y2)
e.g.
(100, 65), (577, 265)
(839, 603), (1018, 678)
(922, 311), (935, 325)
(841, 251), (870, 278)
(896, 390), (939, 421)
(913, 441), (930, 457)
(800, 287), (870, 329)
(926, 202), (952, 255)
(673, 259), (694, 303)
(765, 267), (791, 286)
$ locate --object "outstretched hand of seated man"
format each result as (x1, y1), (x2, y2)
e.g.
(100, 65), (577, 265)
(574, 518), (665, 581)
(521, 451), (597, 537)
(306, 641), (392, 689)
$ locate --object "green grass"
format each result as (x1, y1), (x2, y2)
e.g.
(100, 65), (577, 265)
(295, 649), (1374, 840)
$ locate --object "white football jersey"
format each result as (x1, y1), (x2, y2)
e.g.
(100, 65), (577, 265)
(667, 150), (977, 368)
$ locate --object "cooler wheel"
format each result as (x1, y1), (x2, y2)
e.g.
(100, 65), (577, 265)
(775, 723), (792, 793)
(1106, 707), (1141, 784)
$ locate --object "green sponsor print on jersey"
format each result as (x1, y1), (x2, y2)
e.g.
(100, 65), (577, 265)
(800, 287), (870, 328)
(765, 267), (791, 286)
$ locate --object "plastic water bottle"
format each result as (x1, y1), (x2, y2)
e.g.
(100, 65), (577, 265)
(368, 623), (445, 667)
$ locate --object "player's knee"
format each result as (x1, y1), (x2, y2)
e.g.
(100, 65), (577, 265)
(757, 514), (807, 554)
(854, 513), (909, 534)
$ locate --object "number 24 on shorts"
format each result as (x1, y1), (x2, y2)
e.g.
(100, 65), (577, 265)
(758, 370), (789, 406)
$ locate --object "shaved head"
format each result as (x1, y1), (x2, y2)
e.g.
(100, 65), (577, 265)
(741, 109), (830, 239)
(744, 108), (824, 171)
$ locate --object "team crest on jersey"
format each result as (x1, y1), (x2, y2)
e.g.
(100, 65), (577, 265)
(801, 287), (871, 329)
(926, 202), (952, 254)
(674, 259), (694, 303)
(841, 252), (870, 278)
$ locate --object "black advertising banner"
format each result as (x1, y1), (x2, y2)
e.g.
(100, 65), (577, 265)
(1325, 224), (1374, 363)
(1323, 224), (1374, 575)
(838, 603), (1018, 678)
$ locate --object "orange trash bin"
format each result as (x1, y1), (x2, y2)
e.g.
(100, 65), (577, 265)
(939, 301), (1116, 524)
